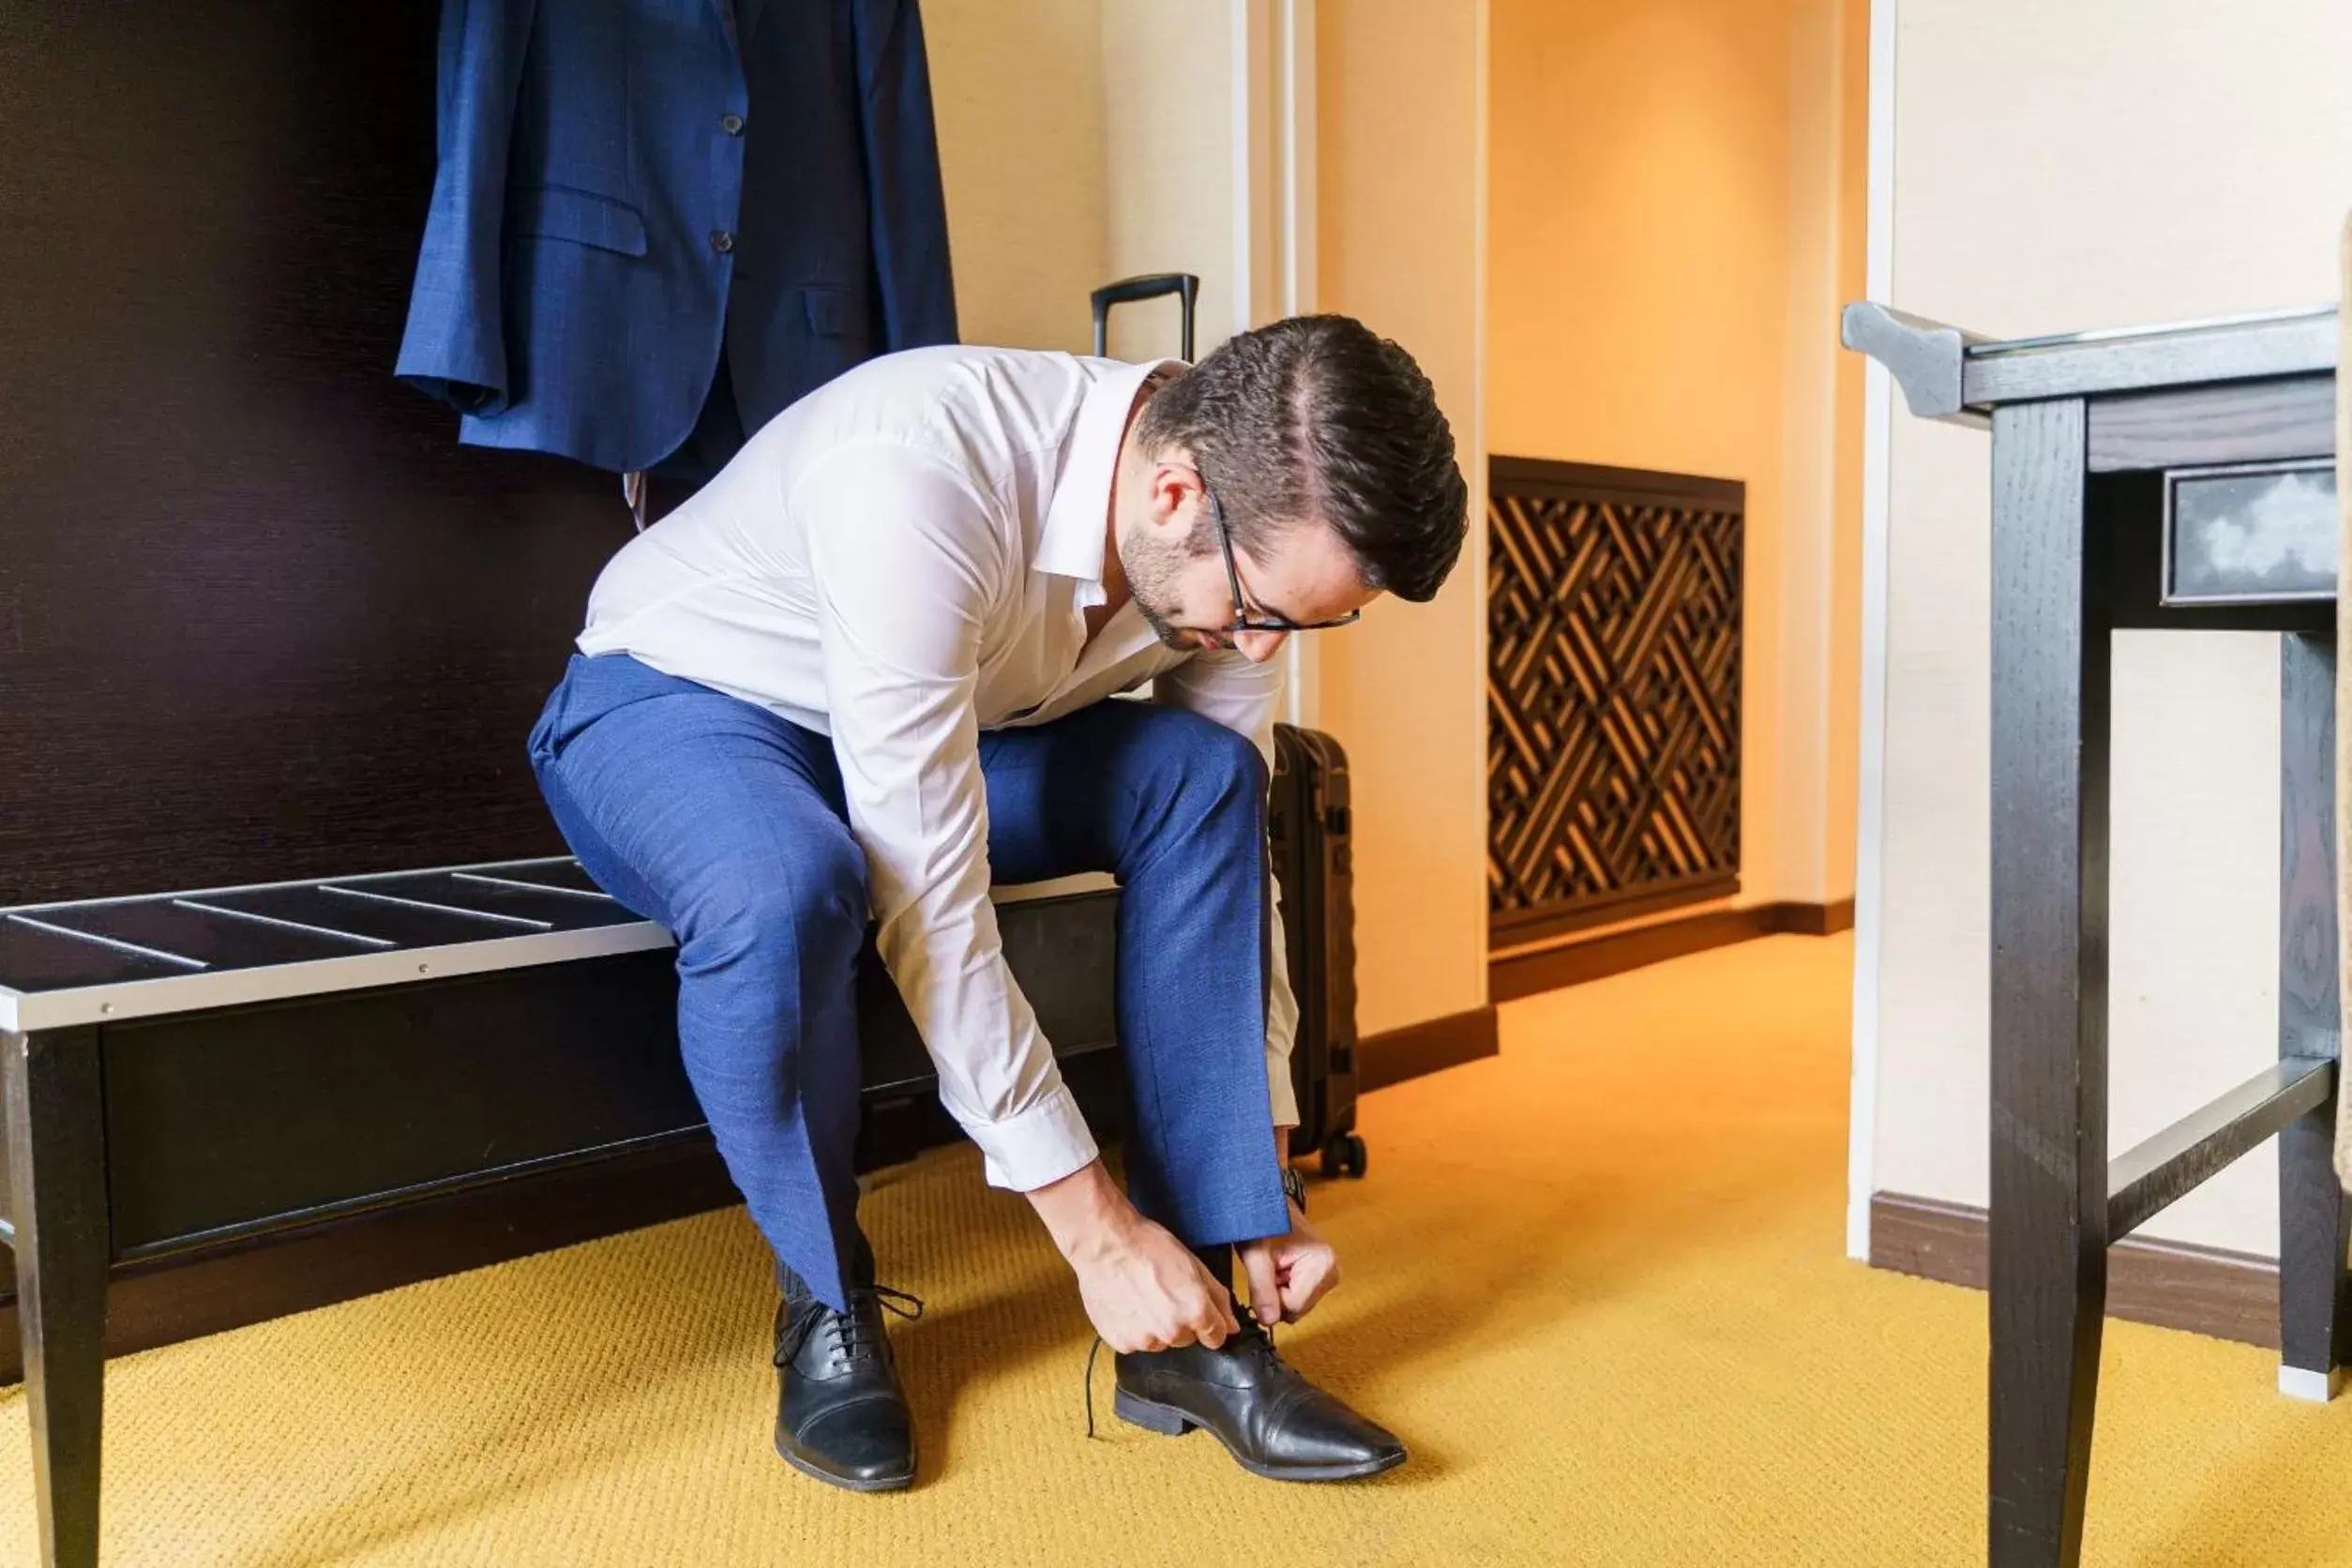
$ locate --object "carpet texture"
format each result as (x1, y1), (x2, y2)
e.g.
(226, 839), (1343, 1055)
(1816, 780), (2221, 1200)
(7, 932), (2351, 1565)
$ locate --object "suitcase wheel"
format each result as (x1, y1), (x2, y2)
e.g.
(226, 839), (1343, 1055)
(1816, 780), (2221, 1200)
(1319, 1132), (1368, 1180)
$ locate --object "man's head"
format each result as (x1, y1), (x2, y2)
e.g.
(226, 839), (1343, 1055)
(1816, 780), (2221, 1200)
(1113, 314), (1468, 660)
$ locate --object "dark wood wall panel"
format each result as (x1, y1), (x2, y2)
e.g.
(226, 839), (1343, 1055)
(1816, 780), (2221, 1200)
(1485, 458), (1744, 947)
(0, 4), (633, 906)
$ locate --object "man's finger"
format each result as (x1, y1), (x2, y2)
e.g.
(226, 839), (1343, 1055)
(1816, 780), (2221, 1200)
(1242, 1244), (1284, 1324)
(1210, 1283), (1241, 1341)
(1282, 1250), (1335, 1319)
(1186, 1290), (1232, 1348)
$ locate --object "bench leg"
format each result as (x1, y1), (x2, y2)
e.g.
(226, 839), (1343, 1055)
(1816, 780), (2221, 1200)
(1988, 398), (2105, 1568)
(2278, 634), (2348, 1402)
(4, 1027), (110, 1568)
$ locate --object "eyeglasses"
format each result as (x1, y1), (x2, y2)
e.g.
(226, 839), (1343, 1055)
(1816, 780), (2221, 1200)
(1200, 475), (1364, 634)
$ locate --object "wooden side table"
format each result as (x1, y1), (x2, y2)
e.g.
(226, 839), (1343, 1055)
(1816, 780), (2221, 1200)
(1847, 303), (2349, 1568)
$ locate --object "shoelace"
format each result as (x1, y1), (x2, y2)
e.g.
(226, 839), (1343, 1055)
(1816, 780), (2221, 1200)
(783, 1284), (926, 1368)
(1081, 1310), (1282, 1440)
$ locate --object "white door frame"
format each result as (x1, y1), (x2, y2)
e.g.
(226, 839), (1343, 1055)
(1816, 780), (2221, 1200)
(1235, 0), (1324, 727)
(1845, 0), (1899, 1262)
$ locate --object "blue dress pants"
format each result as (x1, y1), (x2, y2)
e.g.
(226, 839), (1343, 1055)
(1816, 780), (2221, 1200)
(527, 653), (1290, 1309)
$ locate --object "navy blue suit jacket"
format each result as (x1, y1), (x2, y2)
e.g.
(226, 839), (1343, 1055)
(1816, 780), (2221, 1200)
(396, 0), (958, 474)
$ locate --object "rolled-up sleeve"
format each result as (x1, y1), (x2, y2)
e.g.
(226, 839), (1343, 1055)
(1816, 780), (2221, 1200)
(1151, 649), (1302, 1130)
(796, 446), (1101, 1190)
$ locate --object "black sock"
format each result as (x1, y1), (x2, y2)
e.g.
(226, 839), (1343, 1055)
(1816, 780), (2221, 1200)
(776, 1223), (877, 1309)
(1190, 1241), (1235, 1295)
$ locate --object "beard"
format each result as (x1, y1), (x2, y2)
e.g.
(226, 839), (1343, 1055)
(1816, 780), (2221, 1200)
(1119, 524), (1206, 652)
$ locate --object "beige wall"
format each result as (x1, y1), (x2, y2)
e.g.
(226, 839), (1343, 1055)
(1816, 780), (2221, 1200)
(1826, 0), (1866, 900)
(1780, 0), (1867, 908)
(1870, 0), (2352, 1253)
(1317, 0), (1489, 1038)
(1485, 0), (1866, 915)
(927, 0), (1108, 354)
(1099, 2), (1239, 358)
(929, 0), (1241, 360)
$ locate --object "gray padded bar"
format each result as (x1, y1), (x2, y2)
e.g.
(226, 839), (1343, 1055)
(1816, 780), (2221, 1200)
(468, 860), (607, 895)
(196, 884), (532, 947)
(33, 900), (379, 970)
(0, 920), (194, 994)
(0, 854), (581, 917)
(325, 871), (641, 930)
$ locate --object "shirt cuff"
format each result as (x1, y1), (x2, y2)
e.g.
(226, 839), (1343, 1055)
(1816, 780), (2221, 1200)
(1265, 1039), (1300, 1129)
(969, 1082), (1103, 1192)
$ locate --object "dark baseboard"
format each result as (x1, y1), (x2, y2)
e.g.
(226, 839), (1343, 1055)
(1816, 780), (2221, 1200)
(1489, 898), (1853, 1003)
(1489, 874), (1741, 950)
(1358, 1005), (1500, 1093)
(1783, 897), (1857, 937)
(1870, 1191), (2279, 1349)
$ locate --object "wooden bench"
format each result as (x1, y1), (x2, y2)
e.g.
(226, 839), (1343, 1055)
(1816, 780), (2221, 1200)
(0, 856), (1130, 1568)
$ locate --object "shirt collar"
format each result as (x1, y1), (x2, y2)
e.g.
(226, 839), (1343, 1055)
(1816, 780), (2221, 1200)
(1035, 356), (1184, 585)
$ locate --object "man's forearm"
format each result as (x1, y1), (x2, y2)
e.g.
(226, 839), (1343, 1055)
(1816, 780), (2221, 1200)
(1026, 1157), (1140, 1263)
(1032, 1121), (1299, 1266)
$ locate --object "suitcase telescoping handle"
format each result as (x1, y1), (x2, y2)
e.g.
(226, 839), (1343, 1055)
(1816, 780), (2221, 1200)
(1091, 272), (1199, 361)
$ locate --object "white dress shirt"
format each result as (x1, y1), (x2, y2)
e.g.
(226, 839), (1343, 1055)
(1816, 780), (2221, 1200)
(577, 345), (1302, 1193)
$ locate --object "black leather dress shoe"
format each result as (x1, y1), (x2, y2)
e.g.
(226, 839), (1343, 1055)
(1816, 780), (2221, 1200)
(773, 1286), (922, 1492)
(1112, 1314), (1405, 1482)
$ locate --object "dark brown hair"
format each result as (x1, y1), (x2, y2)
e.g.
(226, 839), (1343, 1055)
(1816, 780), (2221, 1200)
(1133, 314), (1468, 602)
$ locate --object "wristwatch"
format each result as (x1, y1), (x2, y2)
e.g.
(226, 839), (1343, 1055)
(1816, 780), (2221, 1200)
(1281, 1166), (1307, 1215)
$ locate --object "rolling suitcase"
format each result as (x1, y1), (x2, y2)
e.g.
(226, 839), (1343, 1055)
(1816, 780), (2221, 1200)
(1271, 724), (1366, 1178)
(1090, 271), (1367, 1181)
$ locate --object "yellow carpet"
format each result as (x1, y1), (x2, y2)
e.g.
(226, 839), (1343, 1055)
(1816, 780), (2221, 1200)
(8, 932), (2352, 1565)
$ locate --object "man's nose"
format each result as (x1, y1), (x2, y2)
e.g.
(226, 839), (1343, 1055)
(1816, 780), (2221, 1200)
(1236, 630), (1289, 664)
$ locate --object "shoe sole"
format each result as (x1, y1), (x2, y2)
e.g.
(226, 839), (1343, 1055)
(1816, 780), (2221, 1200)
(774, 1437), (914, 1493)
(1110, 1389), (1407, 1483)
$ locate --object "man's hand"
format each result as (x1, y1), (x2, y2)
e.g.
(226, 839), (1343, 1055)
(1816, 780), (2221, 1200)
(1027, 1159), (1239, 1353)
(1238, 1195), (1340, 1325)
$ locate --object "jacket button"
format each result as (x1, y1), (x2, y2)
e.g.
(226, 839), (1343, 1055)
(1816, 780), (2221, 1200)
(710, 229), (735, 254)
(719, 113), (745, 136)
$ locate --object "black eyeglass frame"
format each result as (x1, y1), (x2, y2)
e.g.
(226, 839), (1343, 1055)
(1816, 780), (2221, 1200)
(1199, 475), (1364, 634)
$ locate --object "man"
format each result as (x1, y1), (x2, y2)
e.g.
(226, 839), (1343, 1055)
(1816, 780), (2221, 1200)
(527, 315), (1467, 1491)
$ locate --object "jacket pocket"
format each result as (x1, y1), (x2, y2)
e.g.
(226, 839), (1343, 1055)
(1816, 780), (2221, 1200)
(508, 185), (649, 258)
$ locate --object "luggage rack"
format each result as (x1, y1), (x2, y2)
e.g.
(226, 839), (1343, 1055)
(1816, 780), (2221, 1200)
(0, 857), (674, 1033)
(1, 852), (1125, 1568)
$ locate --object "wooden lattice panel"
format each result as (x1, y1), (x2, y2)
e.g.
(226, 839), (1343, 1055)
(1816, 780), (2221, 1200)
(1487, 460), (1743, 943)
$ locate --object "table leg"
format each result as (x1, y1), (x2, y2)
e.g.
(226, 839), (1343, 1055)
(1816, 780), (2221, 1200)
(2277, 633), (2349, 1401)
(3, 1027), (110, 1568)
(1988, 398), (2107, 1568)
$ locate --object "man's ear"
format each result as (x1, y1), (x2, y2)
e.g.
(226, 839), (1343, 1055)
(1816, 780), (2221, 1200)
(1146, 449), (1199, 530)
